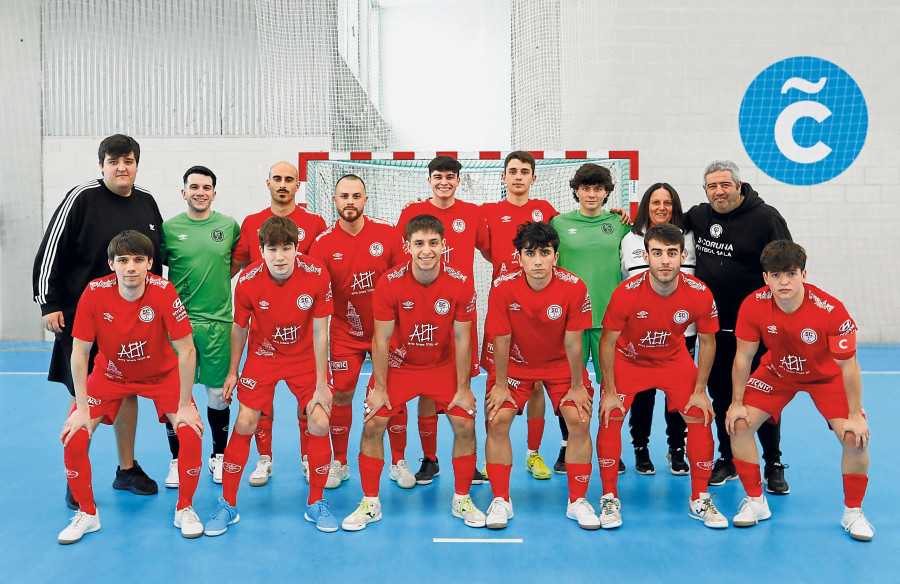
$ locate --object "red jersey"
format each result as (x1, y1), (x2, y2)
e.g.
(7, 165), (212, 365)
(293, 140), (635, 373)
(372, 262), (476, 370)
(308, 216), (405, 350)
(233, 205), (327, 264)
(486, 267), (592, 375)
(397, 199), (488, 279)
(602, 272), (719, 365)
(479, 199), (559, 280)
(234, 256), (333, 366)
(72, 273), (193, 384)
(735, 283), (857, 382)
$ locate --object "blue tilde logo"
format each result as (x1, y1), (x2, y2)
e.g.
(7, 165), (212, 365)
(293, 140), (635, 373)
(739, 57), (867, 186)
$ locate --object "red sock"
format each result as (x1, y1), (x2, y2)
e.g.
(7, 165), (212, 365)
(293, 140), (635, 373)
(486, 463), (512, 500)
(222, 432), (252, 506)
(175, 425), (202, 510)
(255, 416), (273, 457)
(567, 462), (592, 501)
(526, 418), (545, 452)
(63, 428), (96, 515)
(843, 474), (868, 508)
(686, 422), (715, 499)
(418, 414), (439, 459)
(733, 458), (763, 498)
(329, 404), (353, 465)
(596, 419), (623, 497)
(306, 432), (332, 504)
(452, 453), (477, 496)
(388, 409), (408, 465)
(298, 417), (309, 457)
(358, 453), (385, 498)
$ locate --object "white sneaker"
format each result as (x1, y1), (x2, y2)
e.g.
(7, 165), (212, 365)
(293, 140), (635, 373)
(390, 460), (416, 489)
(174, 505), (203, 539)
(841, 507), (874, 541)
(302, 455), (310, 484)
(208, 454), (224, 484)
(733, 495), (771, 527)
(58, 510), (101, 544)
(598, 493), (622, 529)
(165, 459), (179, 489)
(689, 493), (729, 529)
(325, 461), (350, 489)
(452, 494), (486, 528)
(566, 498), (601, 530)
(485, 497), (514, 529)
(248, 455), (273, 486)
(342, 497), (382, 531)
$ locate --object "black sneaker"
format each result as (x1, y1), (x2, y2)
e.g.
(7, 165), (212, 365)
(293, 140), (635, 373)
(618, 459), (626, 475)
(764, 462), (790, 495)
(471, 467), (485, 486)
(112, 461), (158, 495)
(553, 446), (567, 475)
(666, 447), (690, 476)
(414, 457), (440, 485)
(65, 484), (78, 510)
(634, 447), (655, 475)
(708, 457), (738, 486)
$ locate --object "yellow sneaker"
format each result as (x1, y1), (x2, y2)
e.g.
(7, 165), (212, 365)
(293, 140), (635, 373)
(525, 451), (552, 480)
(481, 462), (490, 481)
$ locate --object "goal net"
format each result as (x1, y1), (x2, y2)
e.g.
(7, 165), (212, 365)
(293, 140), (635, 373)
(300, 150), (639, 348)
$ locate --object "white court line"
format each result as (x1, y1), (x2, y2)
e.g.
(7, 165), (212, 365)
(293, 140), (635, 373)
(0, 372), (45, 375)
(433, 538), (523, 543)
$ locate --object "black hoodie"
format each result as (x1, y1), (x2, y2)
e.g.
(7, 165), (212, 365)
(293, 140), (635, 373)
(686, 182), (791, 330)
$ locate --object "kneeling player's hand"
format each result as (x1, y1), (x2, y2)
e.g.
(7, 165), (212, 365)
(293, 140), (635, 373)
(725, 403), (749, 435)
(485, 384), (517, 421)
(598, 392), (626, 428)
(175, 405), (204, 438)
(841, 413), (870, 449)
(61, 406), (92, 446)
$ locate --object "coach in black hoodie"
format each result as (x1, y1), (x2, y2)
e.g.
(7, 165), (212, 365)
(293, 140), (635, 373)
(686, 160), (792, 494)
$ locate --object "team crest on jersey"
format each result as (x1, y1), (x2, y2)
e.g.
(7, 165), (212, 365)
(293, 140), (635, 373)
(369, 242), (384, 257)
(139, 307), (155, 322)
(452, 219), (466, 233)
(402, 301), (415, 310)
(601, 223), (614, 234)
(103, 312), (114, 322)
(211, 229), (224, 242)
(673, 310), (689, 324)
(710, 224), (723, 238)
(298, 228), (306, 241)
(297, 294), (313, 310)
(434, 299), (451, 315)
(800, 328), (818, 344)
(547, 305), (563, 320)
(531, 210), (543, 222)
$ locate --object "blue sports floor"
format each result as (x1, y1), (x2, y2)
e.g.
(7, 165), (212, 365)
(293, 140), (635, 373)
(3, 345), (897, 584)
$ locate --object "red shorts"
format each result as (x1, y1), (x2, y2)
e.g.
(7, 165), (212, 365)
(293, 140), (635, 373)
(330, 345), (369, 394)
(367, 360), (471, 419)
(84, 369), (194, 425)
(486, 365), (593, 415)
(610, 354), (704, 418)
(237, 360), (331, 416)
(743, 365), (851, 423)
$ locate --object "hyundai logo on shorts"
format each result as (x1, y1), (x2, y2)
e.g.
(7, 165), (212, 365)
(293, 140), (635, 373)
(739, 57), (867, 186)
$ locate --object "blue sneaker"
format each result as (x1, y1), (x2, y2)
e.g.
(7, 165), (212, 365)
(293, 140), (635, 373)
(305, 499), (339, 533)
(204, 497), (239, 536)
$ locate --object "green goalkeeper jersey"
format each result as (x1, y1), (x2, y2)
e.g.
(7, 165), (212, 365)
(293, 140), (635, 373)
(162, 211), (240, 323)
(551, 209), (629, 328)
